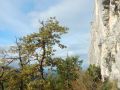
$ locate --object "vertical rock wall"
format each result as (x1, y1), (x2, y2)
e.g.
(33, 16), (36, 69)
(90, 0), (120, 87)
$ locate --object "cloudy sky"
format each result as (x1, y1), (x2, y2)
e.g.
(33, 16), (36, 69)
(0, 0), (93, 66)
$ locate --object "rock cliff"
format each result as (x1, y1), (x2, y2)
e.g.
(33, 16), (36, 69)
(89, 0), (120, 87)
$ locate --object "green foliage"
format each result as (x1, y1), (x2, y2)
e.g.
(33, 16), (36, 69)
(86, 64), (102, 90)
(87, 64), (101, 82)
(101, 79), (118, 90)
(55, 56), (82, 90)
(21, 17), (68, 57)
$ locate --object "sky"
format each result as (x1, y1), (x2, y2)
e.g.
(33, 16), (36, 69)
(0, 0), (93, 67)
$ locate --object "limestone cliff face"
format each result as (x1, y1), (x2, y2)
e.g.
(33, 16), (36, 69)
(90, 0), (120, 87)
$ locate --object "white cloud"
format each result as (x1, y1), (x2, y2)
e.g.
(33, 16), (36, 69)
(28, 0), (91, 29)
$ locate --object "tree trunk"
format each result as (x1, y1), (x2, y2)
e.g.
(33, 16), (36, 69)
(20, 80), (24, 90)
(40, 42), (46, 80)
(0, 82), (4, 90)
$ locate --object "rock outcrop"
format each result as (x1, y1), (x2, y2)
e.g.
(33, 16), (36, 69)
(89, 0), (120, 87)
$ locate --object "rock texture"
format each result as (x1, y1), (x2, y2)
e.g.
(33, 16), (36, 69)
(89, 0), (120, 87)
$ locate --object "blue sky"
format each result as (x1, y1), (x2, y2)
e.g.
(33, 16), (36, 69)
(0, 0), (93, 66)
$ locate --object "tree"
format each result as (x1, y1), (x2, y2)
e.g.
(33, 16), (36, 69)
(54, 56), (82, 90)
(21, 17), (68, 80)
(87, 65), (101, 82)
(86, 64), (102, 90)
(0, 48), (14, 90)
